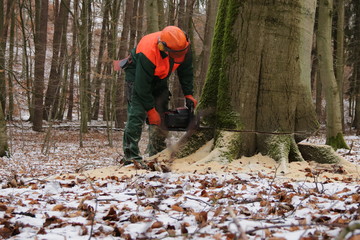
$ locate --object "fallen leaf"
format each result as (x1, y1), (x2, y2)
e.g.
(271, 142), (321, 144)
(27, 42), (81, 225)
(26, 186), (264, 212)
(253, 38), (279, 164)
(151, 221), (163, 229)
(171, 204), (184, 212)
(52, 204), (67, 211)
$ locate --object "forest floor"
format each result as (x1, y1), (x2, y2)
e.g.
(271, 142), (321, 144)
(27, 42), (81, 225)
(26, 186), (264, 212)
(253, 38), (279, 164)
(0, 121), (359, 240)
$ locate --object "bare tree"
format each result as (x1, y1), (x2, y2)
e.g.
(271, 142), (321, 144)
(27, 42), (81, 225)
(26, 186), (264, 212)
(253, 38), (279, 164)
(33, 0), (49, 132)
(66, 0), (79, 121)
(0, 0), (15, 115)
(146, 0), (159, 33)
(317, 0), (349, 149)
(92, 0), (110, 120)
(114, 0), (133, 128)
(0, 103), (7, 157)
(196, 0), (219, 97)
(43, 0), (70, 120)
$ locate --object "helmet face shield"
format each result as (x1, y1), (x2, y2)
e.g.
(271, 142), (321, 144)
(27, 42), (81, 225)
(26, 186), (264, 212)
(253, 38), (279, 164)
(164, 43), (190, 59)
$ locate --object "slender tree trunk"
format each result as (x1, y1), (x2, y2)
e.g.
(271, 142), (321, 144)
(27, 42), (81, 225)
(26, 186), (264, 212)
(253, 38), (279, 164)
(92, 0), (110, 120)
(33, 0), (49, 132)
(336, 0), (345, 130)
(196, 0), (219, 97)
(129, 0), (138, 48)
(157, 0), (165, 29)
(7, 2), (16, 120)
(66, 0), (78, 121)
(136, 0), (144, 44)
(115, 0), (133, 128)
(0, 0), (14, 115)
(44, 0), (70, 120)
(317, 0), (348, 149)
(0, 103), (8, 157)
(171, 0), (195, 108)
(352, 0), (360, 134)
(167, 0), (176, 25)
(19, 1), (33, 121)
(103, 0), (121, 121)
(146, 0), (159, 34)
(79, 0), (91, 138)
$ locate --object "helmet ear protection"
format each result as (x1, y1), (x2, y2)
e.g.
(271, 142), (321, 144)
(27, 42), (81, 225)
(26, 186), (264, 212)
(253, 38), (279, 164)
(158, 41), (165, 51)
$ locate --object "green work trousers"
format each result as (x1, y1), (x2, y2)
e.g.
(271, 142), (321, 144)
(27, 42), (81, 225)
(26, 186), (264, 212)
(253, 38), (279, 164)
(123, 69), (169, 161)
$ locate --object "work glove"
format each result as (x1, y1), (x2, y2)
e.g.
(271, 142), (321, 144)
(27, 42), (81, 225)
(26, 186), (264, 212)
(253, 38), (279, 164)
(184, 95), (197, 110)
(113, 60), (121, 71)
(147, 108), (161, 125)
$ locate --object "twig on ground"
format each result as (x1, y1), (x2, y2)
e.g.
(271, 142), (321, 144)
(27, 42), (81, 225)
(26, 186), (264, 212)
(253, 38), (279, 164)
(85, 174), (99, 240)
(246, 222), (347, 235)
(226, 206), (249, 240)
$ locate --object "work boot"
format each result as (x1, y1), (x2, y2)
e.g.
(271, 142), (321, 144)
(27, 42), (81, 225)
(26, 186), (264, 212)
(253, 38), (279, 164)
(119, 158), (133, 166)
(132, 159), (149, 170)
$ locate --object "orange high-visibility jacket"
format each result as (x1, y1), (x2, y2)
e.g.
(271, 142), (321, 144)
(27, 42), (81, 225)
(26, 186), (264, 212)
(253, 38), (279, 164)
(127, 31), (194, 111)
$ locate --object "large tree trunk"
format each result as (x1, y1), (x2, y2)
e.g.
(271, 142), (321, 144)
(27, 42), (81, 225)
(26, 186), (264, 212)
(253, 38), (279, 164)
(175, 0), (322, 167)
(317, 0), (348, 149)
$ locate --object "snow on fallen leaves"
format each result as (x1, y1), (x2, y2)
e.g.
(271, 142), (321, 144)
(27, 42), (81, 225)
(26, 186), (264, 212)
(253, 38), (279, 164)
(0, 171), (359, 240)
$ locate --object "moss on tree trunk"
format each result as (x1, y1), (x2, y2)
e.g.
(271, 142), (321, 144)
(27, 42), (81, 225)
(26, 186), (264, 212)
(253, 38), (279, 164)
(298, 143), (341, 164)
(172, 0), (343, 168)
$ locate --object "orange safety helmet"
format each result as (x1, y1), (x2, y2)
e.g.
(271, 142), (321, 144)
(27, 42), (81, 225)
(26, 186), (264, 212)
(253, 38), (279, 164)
(158, 26), (190, 59)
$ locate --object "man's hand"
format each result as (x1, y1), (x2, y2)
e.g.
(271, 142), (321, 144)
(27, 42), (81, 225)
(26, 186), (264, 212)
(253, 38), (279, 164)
(185, 95), (197, 110)
(147, 108), (161, 125)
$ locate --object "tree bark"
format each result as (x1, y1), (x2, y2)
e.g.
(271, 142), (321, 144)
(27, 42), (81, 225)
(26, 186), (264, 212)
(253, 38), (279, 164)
(336, 0), (345, 129)
(0, 0), (15, 115)
(92, 0), (110, 120)
(136, 0), (144, 44)
(353, 0), (360, 134)
(79, 0), (91, 138)
(66, 0), (79, 121)
(115, 0), (133, 128)
(145, 0), (159, 34)
(0, 103), (7, 157)
(176, 0), (323, 166)
(196, 0), (219, 97)
(7, 1), (15, 120)
(317, 0), (349, 149)
(33, 0), (49, 132)
(43, 0), (70, 120)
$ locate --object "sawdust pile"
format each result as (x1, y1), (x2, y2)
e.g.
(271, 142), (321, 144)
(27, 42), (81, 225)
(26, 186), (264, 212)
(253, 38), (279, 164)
(84, 140), (360, 182)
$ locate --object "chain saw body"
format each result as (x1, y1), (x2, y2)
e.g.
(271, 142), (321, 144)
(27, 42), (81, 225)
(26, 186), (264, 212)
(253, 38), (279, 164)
(164, 107), (194, 131)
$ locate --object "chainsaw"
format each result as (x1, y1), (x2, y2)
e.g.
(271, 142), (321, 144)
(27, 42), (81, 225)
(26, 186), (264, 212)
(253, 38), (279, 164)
(146, 103), (196, 131)
(164, 106), (194, 131)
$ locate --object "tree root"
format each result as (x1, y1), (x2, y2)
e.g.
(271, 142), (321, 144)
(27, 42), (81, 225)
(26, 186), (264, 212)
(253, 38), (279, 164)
(298, 143), (341, 164)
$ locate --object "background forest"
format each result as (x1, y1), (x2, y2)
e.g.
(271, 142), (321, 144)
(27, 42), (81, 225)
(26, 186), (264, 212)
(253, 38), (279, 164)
(0, 0), (359, 147)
